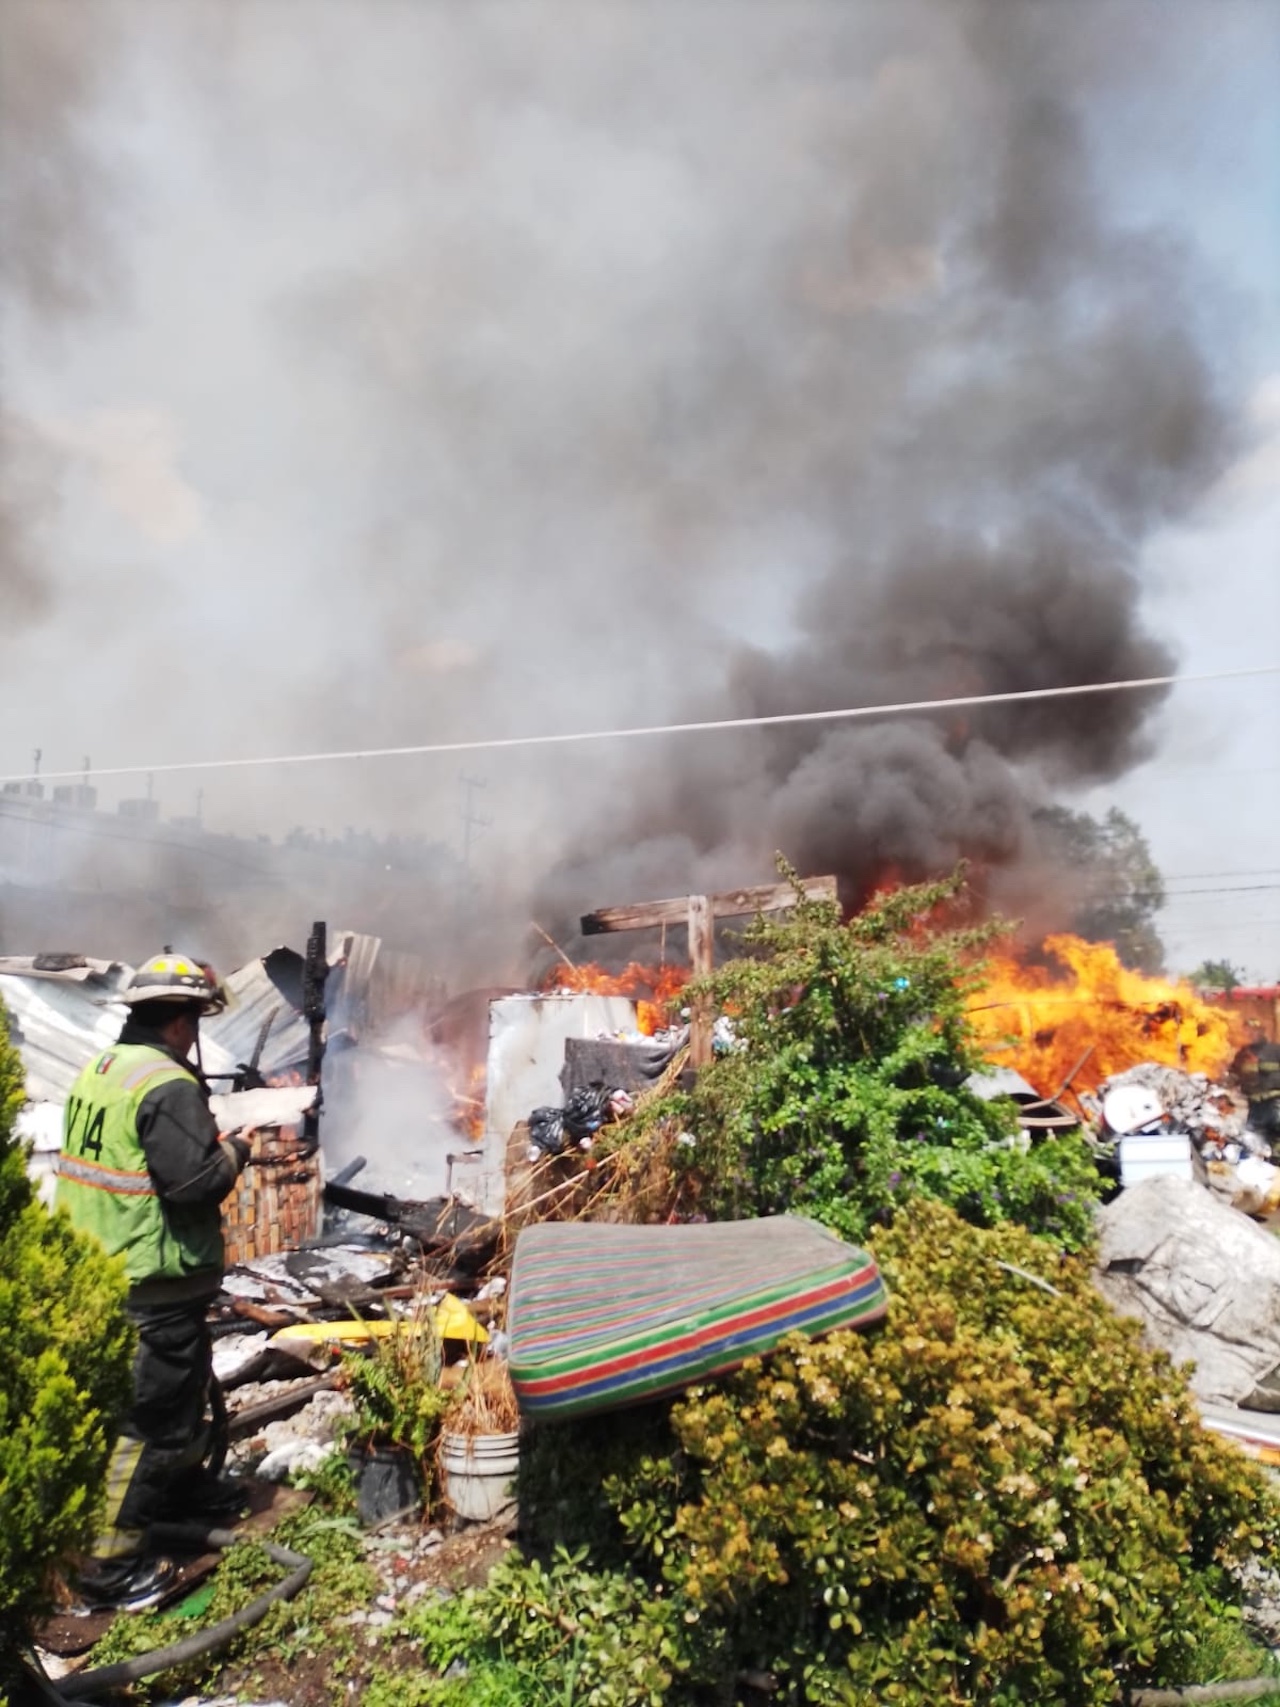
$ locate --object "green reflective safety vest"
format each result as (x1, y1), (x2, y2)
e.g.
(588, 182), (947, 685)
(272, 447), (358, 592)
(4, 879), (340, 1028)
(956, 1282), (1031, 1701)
(55, 1043), (224, 1286)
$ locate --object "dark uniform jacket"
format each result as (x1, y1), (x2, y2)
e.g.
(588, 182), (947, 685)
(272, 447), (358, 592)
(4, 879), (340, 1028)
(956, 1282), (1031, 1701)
(114, 1018), (244, 1304)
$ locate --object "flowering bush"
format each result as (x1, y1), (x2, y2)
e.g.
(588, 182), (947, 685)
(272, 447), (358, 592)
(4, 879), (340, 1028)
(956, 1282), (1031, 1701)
(574, 1201), (1280, 1705)
(617, 865), (1101, 1249)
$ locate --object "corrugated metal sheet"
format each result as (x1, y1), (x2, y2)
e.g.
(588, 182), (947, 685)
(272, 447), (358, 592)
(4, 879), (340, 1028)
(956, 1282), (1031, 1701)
(369, 947), (443, 1033)
(0, 955), (121, 982)
(330, 930), (381, 1043)
(2, 930), (385, 1160)
(202, 954), (310, 1081)
(0, 962), (130, 1103)
(200, 928), (383, 1082)
(965, 1067), (1044, 1103)
(0, 950), (314, 1100)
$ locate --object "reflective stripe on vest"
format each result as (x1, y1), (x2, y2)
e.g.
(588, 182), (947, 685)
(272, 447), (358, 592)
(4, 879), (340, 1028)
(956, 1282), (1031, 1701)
(55, 1043), (212, 1286)
(54, 1152), (156, 1195)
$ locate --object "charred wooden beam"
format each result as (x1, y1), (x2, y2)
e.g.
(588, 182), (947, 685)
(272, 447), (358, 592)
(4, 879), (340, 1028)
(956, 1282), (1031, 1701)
(580, 875), (837, 937)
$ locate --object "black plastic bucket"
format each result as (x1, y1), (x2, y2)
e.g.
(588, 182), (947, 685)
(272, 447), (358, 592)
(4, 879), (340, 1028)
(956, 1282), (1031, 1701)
(349, 1443), (423, 1527)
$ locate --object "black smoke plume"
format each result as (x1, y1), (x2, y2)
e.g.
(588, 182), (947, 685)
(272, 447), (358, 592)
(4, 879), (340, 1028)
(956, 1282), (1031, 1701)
(0, 1), (1256, 976)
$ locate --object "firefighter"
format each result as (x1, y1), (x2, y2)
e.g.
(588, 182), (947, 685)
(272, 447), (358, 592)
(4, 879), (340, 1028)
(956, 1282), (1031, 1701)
(1235, 1036), (1280, 1144)
(55, 950), (254, 1611)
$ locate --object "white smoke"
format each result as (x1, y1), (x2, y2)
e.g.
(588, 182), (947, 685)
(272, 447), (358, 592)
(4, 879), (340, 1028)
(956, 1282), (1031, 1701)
(0, 1), (1269, 975)
(322, 1018), (468, 1202)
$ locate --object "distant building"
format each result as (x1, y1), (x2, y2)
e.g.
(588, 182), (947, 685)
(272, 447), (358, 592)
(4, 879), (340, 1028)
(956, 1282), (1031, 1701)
(51, 784), (98, 811)
(1203, 986), (1280, 1045)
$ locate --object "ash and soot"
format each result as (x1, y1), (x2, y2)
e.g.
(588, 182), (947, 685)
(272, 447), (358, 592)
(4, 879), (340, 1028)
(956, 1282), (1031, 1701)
(0, 2), (1261, 974)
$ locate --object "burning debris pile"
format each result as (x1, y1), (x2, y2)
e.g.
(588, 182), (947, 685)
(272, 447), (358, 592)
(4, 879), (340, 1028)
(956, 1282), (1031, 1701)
(1092, 1063), (1251, 1152)
(12, 879), (1280, 1707)
(537, 959), (690, 1041)
(967, 933), (1240, 1096)
(7, 893), (1278, 1575)
(964, 932), (1280, 1213)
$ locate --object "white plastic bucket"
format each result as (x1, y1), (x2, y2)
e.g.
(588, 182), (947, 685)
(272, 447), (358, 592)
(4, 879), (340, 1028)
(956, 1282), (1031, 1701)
(441, 1430), (520, 1522)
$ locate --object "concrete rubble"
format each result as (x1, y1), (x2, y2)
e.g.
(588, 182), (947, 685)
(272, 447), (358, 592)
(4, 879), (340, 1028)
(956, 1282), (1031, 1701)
(1092, 1061), (1253, 1150)
(236, 1389), (357, 1482)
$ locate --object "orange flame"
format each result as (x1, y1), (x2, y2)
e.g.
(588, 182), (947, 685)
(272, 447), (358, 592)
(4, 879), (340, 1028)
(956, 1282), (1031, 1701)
(539, 960), (690, 1035)
(448, 1060), (487, 1140)
(966, 933), (1244, 1096)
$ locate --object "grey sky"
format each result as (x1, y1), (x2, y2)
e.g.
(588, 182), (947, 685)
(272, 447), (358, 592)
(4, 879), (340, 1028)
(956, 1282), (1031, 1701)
(1, 0), (1277, 978)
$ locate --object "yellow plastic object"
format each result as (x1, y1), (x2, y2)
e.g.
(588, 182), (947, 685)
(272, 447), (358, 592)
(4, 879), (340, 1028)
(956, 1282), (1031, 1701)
(269, 1294), (488, 1348)
(435, 1294), (490, 1343)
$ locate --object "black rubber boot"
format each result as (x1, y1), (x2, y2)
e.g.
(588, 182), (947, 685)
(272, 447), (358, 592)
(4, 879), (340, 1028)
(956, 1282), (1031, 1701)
(75, 1554), (179, 1613)
(157, 1468), (251, 1522)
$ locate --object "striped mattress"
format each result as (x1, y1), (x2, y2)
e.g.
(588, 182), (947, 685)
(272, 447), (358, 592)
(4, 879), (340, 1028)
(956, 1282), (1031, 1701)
(507, 1216), (888, 1420)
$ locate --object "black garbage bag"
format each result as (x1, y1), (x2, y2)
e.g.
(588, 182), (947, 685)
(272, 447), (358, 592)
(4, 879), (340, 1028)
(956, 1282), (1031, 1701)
(529, 1106), (567, 1157)
(528, 1084), (633, 1159)
(563, 1084), (613, 1142)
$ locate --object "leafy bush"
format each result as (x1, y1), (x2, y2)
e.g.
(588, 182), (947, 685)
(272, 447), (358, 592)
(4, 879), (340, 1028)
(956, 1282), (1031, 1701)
(343, 1308), (452, 1502)
(400, 1545), (689, 1706)
(345, 1312), (444, 1456)
(85, 1480), (376, 1693)
(0, 1003), (132, 1683)
(615, 866), (1101, 1248)
(524, 1201), (1280, 1705)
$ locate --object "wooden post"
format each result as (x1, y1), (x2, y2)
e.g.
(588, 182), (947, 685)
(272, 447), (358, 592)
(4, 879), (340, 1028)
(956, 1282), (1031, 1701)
(579, 874), (838, 1071)
(687, 893), (715, 1066)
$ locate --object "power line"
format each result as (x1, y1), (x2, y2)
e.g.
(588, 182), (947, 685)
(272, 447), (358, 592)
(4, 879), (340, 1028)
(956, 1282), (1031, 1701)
(1162, 867), (1280, 883)
(1160, 887), (1280, 901)
(1141, 764), (1280, 779)
(1160, 901), (1280, 919)
(2, 661), (1277, 787)
(1163, 918), (1280, 933)
(1159, 886), (1280, 902)
(1062, 869), (1280, 895)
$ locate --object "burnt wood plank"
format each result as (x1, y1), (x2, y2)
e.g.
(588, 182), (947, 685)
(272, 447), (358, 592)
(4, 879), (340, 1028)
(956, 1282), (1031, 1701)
(580, 875), (837, 936)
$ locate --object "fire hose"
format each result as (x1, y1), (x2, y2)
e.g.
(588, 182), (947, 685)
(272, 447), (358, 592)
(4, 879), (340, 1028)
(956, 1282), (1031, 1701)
(32, 1525), (313, 1704)
(16, 1374), (307, 1704)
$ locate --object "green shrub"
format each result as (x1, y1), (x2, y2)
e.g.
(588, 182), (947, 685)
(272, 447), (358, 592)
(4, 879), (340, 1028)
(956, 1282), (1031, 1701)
(0, 1004), (132, 1682)
(342, 1307), (451, 1503)
(526, 1201), (1280, 1705)
(83, 1480), (377, 1694)
(401, 1545), (689, 1706)
(612, 866), (1102, 1249)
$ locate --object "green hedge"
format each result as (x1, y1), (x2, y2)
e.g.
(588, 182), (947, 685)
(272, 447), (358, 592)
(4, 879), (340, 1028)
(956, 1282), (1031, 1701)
(518, 1201), (1280, 1705)
(0, 1005), (132, 1684)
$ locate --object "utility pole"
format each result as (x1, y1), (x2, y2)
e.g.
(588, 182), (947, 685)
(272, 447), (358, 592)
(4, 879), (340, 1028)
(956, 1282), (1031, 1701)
(459, 774), (490, 871)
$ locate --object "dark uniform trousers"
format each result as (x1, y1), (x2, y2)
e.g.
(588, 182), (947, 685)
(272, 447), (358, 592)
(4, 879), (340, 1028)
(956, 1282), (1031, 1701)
(95, 1296), (215, 1558)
